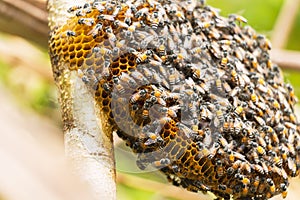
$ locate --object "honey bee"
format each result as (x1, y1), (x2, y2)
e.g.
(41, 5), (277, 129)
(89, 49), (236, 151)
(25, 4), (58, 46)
(177, 122), (195, 138)
(229, 14), (248, 24)
(130, 89), (147, 104)
(97, 14), (115, 21)
(67, 5), (82, 13)
(209, 28), (221, 40)
(272, 153), (282, 167)
(167, 105), (180, 118)
(233, 105), (244, 117)
(134, 51), (150, 64)
(266, 178), (275, 194)
(92, 1), (105, 12)
(142, 109), (149, 119)
(102, 82), (111, 92)
(280, 183), (288, 198)
(112, 5), (122, 16)
(66, 30), (76, 37)
(208, 142), (220, 159)
(78, 18), (94, 26)
(214, 109), (225, 127)
(113, 20), (129, 29)
(232, 160), (242, 170)
(253, 164), (264, 174)
(254, 116), (266, 126)
(215, 160), (224, 177)
(134, 7), (149, 19)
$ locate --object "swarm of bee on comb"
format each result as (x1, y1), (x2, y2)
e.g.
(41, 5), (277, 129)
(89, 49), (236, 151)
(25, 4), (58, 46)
(49, 0), (300, 199)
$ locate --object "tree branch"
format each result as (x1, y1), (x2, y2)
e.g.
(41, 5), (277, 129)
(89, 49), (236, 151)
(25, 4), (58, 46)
(271, 0), (300, 49)
(271, 49), (300, 71)
(0, 0), (48, 48)
(47, 0), (116, 199)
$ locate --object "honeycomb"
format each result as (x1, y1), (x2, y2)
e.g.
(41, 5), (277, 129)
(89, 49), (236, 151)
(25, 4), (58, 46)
(49, 0), (300, 199)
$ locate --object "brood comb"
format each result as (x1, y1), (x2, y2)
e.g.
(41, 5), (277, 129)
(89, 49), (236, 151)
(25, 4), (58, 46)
(49, 0), (300, 199)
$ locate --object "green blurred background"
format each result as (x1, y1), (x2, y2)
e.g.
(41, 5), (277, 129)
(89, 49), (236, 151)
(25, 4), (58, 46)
(0, 0), (299, 200)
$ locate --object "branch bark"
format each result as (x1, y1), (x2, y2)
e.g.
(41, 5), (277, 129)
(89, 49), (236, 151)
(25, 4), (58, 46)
(47, 0), (116, 199)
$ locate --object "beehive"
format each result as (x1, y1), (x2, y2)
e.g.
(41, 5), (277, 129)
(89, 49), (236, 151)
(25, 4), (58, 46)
(49, 0), (300, 199)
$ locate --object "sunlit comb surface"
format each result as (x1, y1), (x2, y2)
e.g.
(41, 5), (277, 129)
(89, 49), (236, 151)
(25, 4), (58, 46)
(49, 0), (300, 199)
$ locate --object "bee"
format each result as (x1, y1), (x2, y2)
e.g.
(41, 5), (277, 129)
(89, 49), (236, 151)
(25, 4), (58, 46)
(280, 183), (288, 198)
(197, 21), (213, 29)
(266, 178), (275, 194)
(168, 70), (177, 85)
(67, 5), (82, 13)
(230, 68), (239, 83)
(204, 5), (220, 18)
(208, 28), (221, 40)
(272, 153), (282, 167)
(208, 142), (220, 159)
(130, 89), (147, 104)
(279, 146), (288, 162)
(215, 160), (224, 177)
(123, 7), (134, 25)
(134, 51), (149, 64)
(177, 122), (195, 138)
(214, 109), (225, 127)
(140, 67), (153, 80)
(167, 105), (180, 118)
(66, 30), (76, 37)
(251, 150), (260, 164)
(200, 106), (213, 121)
(113, 20), (129, 29)
(78, 18), (94, 26)
(221, 56), (228, 66)
(97, 14), (115, 21)
(87, 22), (103, 38)
(102, 82), (111, 92)
(134, 7), (149, 19)
(234, 118), (243, 134)
(233, 106), (244, 117)
(253, 164), (264, 174)
(252, 176), (260, 192)
(257, 35), (272, 50)
(115, 82), (126, 94)
(157, 44), (166, 56)
(257, 136), (266, 148)
(150, 14), (160, 30)
(190, 46), (202, 55)
(232, 160), (242, 170)
(210, 41), (222, 58)
(221, 81), (231, 94)
(216, 134), (228, 150)
(142, 109), (149, 119)
(92, 1), (105, 12)
(229, 14), (248, 24)
(254, 116), (266, 126)
(250, 92), (258, 104)
(102, 59), (111, 78)
(234, 46), (246, 61)
(98, 47), (112, 56)
(112, 5), (122, 16)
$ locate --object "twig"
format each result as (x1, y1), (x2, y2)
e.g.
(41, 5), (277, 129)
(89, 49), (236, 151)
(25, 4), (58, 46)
(271, 49), (300, 71)
(271, 0), (300, 49)
(0, 0), (48, 47)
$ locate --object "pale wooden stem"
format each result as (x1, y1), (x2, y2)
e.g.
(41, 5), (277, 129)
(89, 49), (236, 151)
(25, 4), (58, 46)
(47, 0), (116, 199)
(271, 0), (300, 49)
